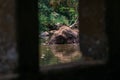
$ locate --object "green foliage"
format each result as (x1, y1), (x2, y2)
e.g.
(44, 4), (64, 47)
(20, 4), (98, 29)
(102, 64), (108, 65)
(38, 0), (78, 32)
(50, 12), (69, 25)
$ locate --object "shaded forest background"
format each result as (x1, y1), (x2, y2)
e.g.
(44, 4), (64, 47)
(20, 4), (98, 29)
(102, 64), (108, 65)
(38, 0), (78, 32)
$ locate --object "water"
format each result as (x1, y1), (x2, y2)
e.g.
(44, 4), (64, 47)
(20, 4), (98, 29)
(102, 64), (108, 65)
(39, 43), (105, 66)
(39, 34), (108, 66)
(40, 44), (83, 66)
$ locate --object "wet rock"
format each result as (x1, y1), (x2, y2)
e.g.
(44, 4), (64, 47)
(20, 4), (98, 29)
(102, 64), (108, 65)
(39, 31), (49, 39)
(49, 30), (57, 36)
(49, 25), (79, 44)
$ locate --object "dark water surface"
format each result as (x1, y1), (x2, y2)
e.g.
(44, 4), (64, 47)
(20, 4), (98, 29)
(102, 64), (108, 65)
(40, 44), (107, 66)
(39, 34), (108, 67)
(40, 44), (83, 66)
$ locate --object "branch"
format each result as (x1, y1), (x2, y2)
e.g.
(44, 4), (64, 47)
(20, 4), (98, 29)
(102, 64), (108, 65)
(69, 17), (79, 28)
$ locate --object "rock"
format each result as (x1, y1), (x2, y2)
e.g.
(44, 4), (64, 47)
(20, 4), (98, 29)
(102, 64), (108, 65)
(49, 30), (57, 36)
(39, 31), (49, 39)
(48, 25), (79, 44)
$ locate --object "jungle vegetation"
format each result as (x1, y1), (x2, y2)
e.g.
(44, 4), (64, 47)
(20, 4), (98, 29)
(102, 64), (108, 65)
(38, 0), (79, 32)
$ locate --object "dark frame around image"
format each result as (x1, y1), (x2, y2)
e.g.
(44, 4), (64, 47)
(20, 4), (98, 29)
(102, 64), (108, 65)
(15, 0), (119, 80)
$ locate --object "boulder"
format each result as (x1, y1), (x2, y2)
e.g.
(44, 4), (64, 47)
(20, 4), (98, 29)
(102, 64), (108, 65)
(39, 31), (49, 39)
(49, 25), (79, 44)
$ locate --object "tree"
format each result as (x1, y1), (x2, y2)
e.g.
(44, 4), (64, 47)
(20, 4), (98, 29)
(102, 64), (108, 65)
(38, 0), (78, 32)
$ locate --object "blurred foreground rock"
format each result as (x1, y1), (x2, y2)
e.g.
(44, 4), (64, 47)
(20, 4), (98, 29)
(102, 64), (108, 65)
(0, 0), (17, 75)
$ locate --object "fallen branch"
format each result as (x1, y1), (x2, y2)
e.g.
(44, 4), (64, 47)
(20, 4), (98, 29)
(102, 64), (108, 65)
(69, 17), (79, 28)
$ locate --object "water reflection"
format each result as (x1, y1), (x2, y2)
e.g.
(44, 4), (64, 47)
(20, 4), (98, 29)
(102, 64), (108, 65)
(49, 44), (82, 63)
(40, 44), (82, 66)
(40, 34), (108, 66)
